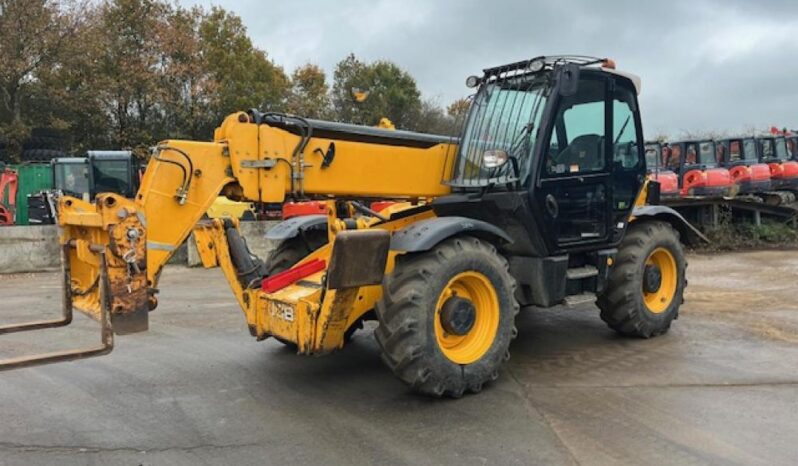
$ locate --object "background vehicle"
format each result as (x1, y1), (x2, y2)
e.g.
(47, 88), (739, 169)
(30, 151), (253, 223)
(759, 136), (798, 190)
(28, 152), (138, 224)
(1, 56), (698, 398)
(717, 138), (772, 194)
(666, 139), (733, 197)
(0, 165), (18, 225)
(643, 142), (679, 198)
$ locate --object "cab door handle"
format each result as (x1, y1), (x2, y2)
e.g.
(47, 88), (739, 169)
(544, 194), (559, 218)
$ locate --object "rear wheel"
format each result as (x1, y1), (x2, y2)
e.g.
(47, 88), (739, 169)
(597, 220), (686, 337)
(375, 236), (519, 397)
(263, 229), (328, 276)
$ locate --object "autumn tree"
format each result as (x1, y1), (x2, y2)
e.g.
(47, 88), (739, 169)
(447, 98), (470, 123)
(331, 54), (370, 125)
(286, 63), (330, 119)
(0, 0), (85, 160)
(90, 0), (173, 152)
(409, 99), (456, 135)
(331, 54), (422, 129)
(196, 7), (288, 137)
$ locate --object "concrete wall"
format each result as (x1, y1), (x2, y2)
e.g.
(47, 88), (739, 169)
(0, 221), (279, 274)
(0, 225), (61, 273)
(186, 221), (278, 267)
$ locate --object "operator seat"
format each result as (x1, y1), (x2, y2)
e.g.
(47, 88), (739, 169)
(556, 134), (603, 172)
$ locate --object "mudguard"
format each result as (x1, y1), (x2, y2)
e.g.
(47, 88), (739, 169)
(390, 216), (513, 253)
(632, 205), (709, 245)
(265, 214), (327, 241)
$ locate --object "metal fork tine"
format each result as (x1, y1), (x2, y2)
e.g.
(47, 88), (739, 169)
(0, 247), (114, 371)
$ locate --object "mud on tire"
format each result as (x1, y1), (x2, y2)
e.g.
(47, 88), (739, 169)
(375, 235), (519, 397)
(597, 220), (686, 338)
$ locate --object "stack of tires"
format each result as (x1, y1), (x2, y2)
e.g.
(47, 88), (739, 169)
(21, 128), (69, 162)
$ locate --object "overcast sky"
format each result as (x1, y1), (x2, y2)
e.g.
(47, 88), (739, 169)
(179, 0), (798, 138)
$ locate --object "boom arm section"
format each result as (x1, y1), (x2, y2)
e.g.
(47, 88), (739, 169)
(48, 111), (456, 342)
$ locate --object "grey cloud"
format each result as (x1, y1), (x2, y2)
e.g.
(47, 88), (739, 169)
(180, 0), (798, 137)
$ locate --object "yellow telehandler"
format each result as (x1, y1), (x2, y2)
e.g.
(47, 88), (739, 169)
(0, 56), (703, 396)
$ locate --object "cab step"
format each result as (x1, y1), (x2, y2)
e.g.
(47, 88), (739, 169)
(566, 265), (599, 280)
(563, 292), (597, 307)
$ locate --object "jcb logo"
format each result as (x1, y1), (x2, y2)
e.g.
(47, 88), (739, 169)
(270, 302), (295, 322)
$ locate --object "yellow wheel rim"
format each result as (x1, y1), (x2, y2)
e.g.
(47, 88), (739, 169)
(434, 271), (500, 364)
(643, 247), (677, 314)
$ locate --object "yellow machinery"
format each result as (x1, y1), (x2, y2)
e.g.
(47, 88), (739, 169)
(0, 56), (703, 397)
(207, 197), (255, 220)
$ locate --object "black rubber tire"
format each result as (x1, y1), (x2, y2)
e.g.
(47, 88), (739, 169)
(23, 135), (66, 151)
(263, 229), (328, 277)
(21, 148), (66, 162)
(375, 235), (519, 397)
(597, 220), (686, 338)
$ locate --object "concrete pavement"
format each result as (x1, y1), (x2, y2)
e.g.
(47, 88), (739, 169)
(1, 250), (797, 465)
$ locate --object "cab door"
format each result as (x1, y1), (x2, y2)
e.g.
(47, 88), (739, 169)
(535, 72), (643, 250)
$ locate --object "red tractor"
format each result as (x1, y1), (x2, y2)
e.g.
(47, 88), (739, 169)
(643, 141), (679, 198)
(666, 140), (734, 197)
(717, 138), (772, 194)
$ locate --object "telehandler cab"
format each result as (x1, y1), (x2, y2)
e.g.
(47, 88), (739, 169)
(0, 56), (700, 397)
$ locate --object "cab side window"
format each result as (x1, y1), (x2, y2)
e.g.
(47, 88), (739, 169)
(729, 141), (742, 162)
(544, 78), (606, 176)
(668, 145), (682, 170)
(612, 87), (641, 169)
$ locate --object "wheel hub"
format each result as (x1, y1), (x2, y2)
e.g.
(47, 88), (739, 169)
(643, 264), (662, 293)
(439, 296), (476, 336)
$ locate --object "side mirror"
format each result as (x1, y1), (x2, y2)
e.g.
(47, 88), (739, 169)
(557, 63), (581, 97)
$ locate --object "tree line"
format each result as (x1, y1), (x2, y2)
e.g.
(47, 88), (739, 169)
(0, 0), (470, 162)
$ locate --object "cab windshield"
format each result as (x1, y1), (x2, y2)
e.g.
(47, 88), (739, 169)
(682, 141), (717, 168)
(761, 138), (780, 161)
(698, 141), (717, 167)
(450, 73), (549, 186)
(54, 162), (89, 197)
(742, 139), (758, 162)
(92, 159), (132, 197)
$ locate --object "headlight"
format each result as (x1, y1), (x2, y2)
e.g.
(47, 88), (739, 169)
(527, 58), (545, 73)
(483, 150), (508, 168)
(465, 75), (481, 88)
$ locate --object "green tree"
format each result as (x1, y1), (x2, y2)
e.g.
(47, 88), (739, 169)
(0, 0), (84, 160)
(331, 53), (369, 125)
(286, 63), (330, 119)
(91, 0), (172, 151)
(158, 6), (211, 140)
(331, 54), (422, 129)
(197, 7), (288, 137)
(410, 99), (456, 136)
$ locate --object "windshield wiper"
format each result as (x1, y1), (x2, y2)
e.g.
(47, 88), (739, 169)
(613, 115), (632, 145)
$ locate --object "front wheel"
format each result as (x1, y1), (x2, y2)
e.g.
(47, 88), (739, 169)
(597, 220), (686, 338)
(375, 236), (519, 397)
